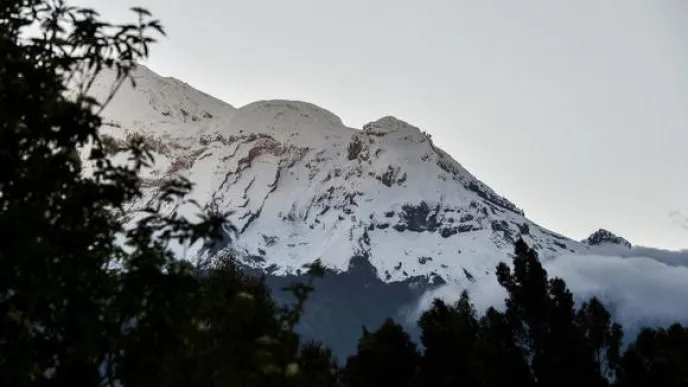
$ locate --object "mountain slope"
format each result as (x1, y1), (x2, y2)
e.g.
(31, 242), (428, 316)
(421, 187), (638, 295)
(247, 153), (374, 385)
(82, 64), (688, 359)
(85, 64), (601, 288)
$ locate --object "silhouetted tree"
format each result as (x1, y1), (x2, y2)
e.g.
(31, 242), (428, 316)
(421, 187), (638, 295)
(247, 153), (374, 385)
(0, 1), (197, 384)
(0, 1), (333, 386)
(496, 239), (615, 387)
(343, 318), (419, 387)
(616, 323), (688, 387)
(417, 291), (479, 387)
(297, 340), (340, 387)
(474, 307), (534, 387)
(577, 297), (623, 381)
(496, 239), (550, 359)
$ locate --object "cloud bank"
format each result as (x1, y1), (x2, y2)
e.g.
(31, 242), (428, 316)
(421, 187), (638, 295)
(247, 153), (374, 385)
(411, 252), (688, 342)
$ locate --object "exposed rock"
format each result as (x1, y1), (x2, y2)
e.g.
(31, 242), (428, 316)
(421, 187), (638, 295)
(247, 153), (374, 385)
(347, 135), (363, 160)
(463, 268), (475, 282)
(583, 229), (632, 248)
(376, 166), (407, 187)
(397, 202), (441, 232)
(417, 256), (433, 265)
(440, 227), (459, 238)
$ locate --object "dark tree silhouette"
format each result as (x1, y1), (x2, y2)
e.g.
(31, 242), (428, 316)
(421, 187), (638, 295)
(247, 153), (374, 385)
(616, 323), (688, 387)
(495, 239), (616, 387)
(474, 307), (534, 387)
(343, 318), (419, 387)
(297, 340), (340, 387)
(577, 297), (623, 381)
(0, 1), (329, 386)
(417, 291), (479, 387)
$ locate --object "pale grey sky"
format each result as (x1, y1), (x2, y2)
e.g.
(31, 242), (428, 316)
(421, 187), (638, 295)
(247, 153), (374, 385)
(77, 0), (688, 250)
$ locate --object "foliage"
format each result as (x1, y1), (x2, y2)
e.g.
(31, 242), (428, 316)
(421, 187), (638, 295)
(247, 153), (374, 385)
(342, 318), (419, 387)
(0, 1), (328, 385)
(2, 1), (687, 386)
(616, 324), (688, 387)
(416, 292), (479, 387)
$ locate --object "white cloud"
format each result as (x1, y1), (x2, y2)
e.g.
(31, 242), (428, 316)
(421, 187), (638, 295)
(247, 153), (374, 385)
(410, 252), (688, 340)
(623, 246), (688, 267)
(546, 254), (688, 328)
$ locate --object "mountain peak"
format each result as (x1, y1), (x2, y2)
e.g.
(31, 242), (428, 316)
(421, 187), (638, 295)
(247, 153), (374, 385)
(363, 116), (428, 140)
(367, 115), (416, 129)
(583, 229), (632, 248)
(85, 65), (587, 285)
(235, 100), (345, 129)
(91, 64), (236, 129)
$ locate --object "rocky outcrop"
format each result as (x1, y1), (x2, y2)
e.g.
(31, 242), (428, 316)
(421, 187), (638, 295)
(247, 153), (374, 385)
(583, 229), (632, 248)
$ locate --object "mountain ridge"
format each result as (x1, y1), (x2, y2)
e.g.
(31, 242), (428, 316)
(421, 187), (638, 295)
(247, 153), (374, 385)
(85, 64), (612, 286)
(79, 64), (688, 359)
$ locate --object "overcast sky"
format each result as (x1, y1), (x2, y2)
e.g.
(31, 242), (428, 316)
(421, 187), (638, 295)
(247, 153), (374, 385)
(76, 0), (688, 250)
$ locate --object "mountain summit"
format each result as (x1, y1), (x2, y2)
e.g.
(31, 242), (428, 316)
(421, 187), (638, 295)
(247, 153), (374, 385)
(87, 65), (596, 287)
(583, 229), (632, 249)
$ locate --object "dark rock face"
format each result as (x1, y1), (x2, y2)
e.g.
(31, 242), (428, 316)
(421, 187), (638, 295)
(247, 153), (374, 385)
(458, 224), (474, 233)
(347, 136), (363, 160)
(440, 227), (458, 238)
(376, 166), (407, 187)
(199, 257), (428, 362)
(463, 268), (475, 282)
(465, 181), (523, 215)
(417, 256), (433, 265)
(258, 257), (434, 361)
(583, 229), (632, 248)
(490, 220), (508, 232)
(398, 202), (441, 232)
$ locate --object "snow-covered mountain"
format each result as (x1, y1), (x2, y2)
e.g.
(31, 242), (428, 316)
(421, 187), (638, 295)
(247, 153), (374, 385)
(85, 64), (611, 287)
(78, 64), (688, 359)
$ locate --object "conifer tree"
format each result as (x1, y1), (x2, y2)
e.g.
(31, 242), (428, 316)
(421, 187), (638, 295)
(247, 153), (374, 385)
(616, 323), (688, 387)
(577, 297), (623, 382)
(474, 307), (534, 387)
(417, 291), (479, 387)
(343, 318), (419, 387)
(496, 239), (615, 387)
